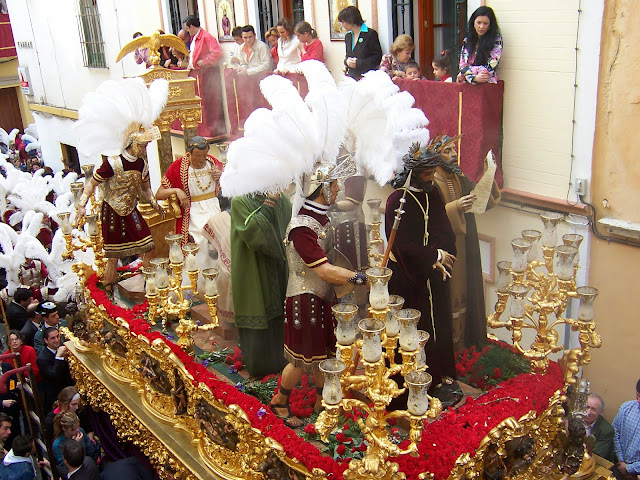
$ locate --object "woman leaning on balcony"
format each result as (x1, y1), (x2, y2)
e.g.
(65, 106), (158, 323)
(457, 6), (502, 84)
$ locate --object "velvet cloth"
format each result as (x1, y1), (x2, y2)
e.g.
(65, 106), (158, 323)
(394, 79), (504, 187)
(0, 14), (16, 58)
(224, 70), (309, 140)
(88, 409), (158, 479)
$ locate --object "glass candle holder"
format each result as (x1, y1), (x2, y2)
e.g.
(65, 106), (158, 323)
(522, 229), (542, 262)
(151, 258), (170, 289)
(508, 284), (529, 318)
(358, 318), (385, 363)
(385, 295), (405, 336)
(58, 212), (72, 235)
(563, 234), (584, 266)
(182, 243), (200, 272)
(85, 214), (99, 236)
(333, 303), (359, 346)
(166, 233), (184, 264)
(319, 359), (346, 405)
(496, 261), (512, 293)
(81, 164), (94, 179)
(540, 212), (564, 247)
(70, 182), (84, 209)
(405, 371), (432, 416)
(511, 238), (533, 273)
(396, 308), (421, 351)
(555, 245), (578, 280)
(367, 198), (382, 223)
(366, 267), (392, 310)
(416, 330), (430, 369)
(142, 267), (158, 295)
(572, 378), (590, 417)
(576, 286), (598, 321)
(202, 268), (219, 296)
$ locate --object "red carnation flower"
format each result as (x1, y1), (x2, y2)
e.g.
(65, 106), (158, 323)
(335, 432), (347, 442)
(233, 361), (243, 371)
(492, 367), (501, 379)
(304, 423), (316, 435)
(359, 442), (367, 452)
(336, 444), (346, 455)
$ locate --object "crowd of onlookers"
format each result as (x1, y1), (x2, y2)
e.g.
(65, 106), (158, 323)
(0, 292), (153, 479)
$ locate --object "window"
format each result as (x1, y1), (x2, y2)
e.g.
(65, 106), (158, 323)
(168, 0), (198, 35)
(258, 0), (277, 39)
(76, 0), (106, 68)
(288, 0), (304, 26)
(391, 0), (414, 40)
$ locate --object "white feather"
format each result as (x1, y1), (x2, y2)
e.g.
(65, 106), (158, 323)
(24, 123), (38, 139)
(8, 129), (19, 143)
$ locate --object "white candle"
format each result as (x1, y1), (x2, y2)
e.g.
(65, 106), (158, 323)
(511, 297), (526, 318)
(336, 321), (356, 345)
(399, 323), (419, 351)
(408, 392), (429, 416)
(169, 242), (184, 264)
(60, 219), (72, 235)
(362, 335), (382, 363)
(511, 250), (528, 273)
(322, 381), (343, 405)
(155, 268), (170, 289)
(205, 279), (218, 296)
(578, 303), (594, 321)
(87, 219), (99, 236)
(369, 282), (389, 310)
(186, 254), (198, 273)
(385, 310), (400, 336)
(145, 277), (157, 295)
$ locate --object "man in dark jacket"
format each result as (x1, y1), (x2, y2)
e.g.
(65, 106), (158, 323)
(585, 392), (615, 461)
(36, 327), (73, 412)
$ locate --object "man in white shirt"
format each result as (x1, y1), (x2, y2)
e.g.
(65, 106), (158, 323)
(231, 25), (271, 76)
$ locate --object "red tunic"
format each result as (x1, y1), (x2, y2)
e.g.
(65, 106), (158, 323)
(160, 154), (224, 245)
(189, 28), (225, 138)
(300, 39), (324, 63)
(93, 156), (154, 258)
(283, 207), (336, 372)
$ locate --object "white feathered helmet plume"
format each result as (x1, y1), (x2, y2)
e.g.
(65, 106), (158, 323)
(220, 61), (352, 199)
(73, 77), (169, 158)
(339, 70), (430, 185)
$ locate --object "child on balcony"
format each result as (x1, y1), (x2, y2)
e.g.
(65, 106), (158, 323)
(432, 50), (453, 82)
(404, 61), (424, 80)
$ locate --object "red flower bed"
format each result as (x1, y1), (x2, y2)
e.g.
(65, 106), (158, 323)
(87, 274), (564, 479)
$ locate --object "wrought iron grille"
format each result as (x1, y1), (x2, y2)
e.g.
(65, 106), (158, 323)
(291, 0), (304, 25)
(77, 0), (106, 68)
(391, 0), (414, 40)
(258, 0), (276, 40)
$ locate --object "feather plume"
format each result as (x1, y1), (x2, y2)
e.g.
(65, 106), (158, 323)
(148, 79), (169, 125)
(220, 74), (320, 197)
(339, 71), (430, 185)
(0, 128), (8, 147)
(21, 134), (37, 145)
(74, 78), (168, 158)
(8, 129), (19, 143)
(24, 123), (38, 139)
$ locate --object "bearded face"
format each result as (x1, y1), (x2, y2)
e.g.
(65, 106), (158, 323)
(440, 143), (457, 164)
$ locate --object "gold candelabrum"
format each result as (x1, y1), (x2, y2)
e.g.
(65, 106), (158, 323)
(366, 198), (384, 267)
(315, 267), (442, 480)
(487, 212), (601, 384)
(142, 234), (218, 355)
(59, 165), (107, 278)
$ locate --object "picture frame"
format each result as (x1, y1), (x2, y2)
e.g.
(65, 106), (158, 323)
(329, 0), (357, 41)
(214, 0), (236, 43)
(478, 234), (496, 283)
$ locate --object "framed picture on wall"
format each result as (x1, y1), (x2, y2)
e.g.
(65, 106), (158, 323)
(215, 0), (236, 42)
(329, 0), (357, 41)
(478, 234), (496, 283)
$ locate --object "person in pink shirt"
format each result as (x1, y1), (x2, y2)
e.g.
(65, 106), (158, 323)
(183, 15), (225, 137)
(295, 21), (324, 63)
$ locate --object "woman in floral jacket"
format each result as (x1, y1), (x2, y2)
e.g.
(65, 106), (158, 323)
(457, 6), (502, 84)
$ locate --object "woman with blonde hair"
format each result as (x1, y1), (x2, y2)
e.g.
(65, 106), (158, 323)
(379, 34), (415, 79)
(265, 27), (280, 68)
(294, 21), (324, 63)
(52, 411), (100, 466)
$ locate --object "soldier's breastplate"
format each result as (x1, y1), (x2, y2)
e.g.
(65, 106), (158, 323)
(101, 157), (142, 216)
(285, 215), (333, 302)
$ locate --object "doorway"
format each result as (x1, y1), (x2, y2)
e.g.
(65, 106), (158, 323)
(417, 0), (466, 79)
(168, 0), (198, 35)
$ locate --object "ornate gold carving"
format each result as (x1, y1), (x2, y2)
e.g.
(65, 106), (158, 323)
(178, 107), (202, 130)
